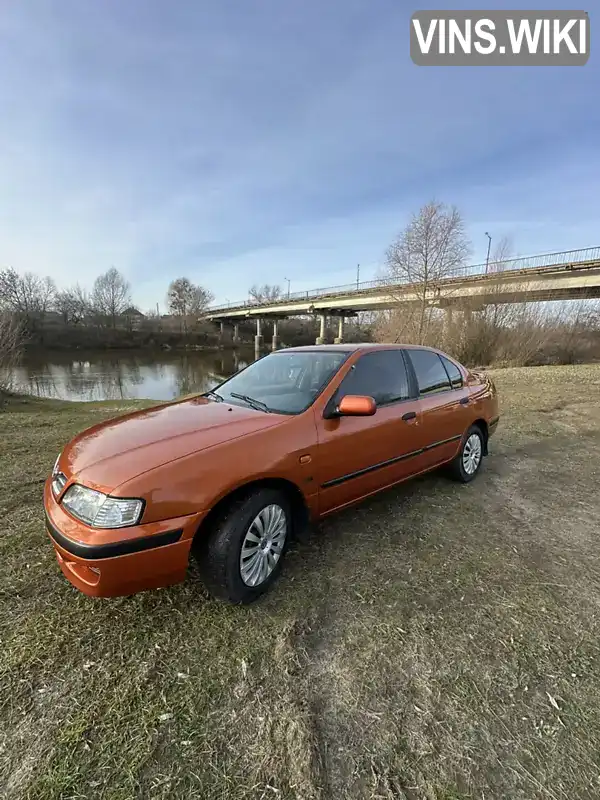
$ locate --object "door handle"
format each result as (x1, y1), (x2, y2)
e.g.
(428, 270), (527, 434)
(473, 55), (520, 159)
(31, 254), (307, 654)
(402, 411), (417, 421)
(460, 397), (470, 405)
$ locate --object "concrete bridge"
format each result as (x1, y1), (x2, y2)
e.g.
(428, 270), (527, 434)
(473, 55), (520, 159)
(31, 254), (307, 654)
(203, 246), (600, 349)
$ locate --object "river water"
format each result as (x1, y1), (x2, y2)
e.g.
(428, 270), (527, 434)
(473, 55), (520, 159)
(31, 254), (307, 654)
(5, 349), (260, 402)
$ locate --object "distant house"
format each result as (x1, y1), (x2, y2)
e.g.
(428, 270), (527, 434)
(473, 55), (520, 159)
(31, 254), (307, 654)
(122, 307), (145, 330)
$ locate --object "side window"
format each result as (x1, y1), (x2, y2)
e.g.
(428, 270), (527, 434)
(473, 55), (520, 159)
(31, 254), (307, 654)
(408, 349), (451, 396)
(440, 355), (463, 390)
(337, 351), (410, 406)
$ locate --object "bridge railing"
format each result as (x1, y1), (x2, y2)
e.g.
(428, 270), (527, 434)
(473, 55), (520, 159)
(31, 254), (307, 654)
(207, 245), (600, 312)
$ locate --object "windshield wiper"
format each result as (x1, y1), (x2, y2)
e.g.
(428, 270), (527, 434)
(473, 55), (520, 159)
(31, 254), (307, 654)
(204, 390), (224, 402)
(229, 392), (270, 413)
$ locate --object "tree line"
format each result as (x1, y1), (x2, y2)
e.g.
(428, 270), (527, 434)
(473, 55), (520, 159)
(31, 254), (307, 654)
(0, 261), (289, 336)
(0, 266), (217, 332)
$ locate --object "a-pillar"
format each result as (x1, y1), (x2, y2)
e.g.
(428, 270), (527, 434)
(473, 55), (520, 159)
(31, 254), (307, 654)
(334, 316), (344, 344)
(315, 313), (326, 345)
(233, 323), (240, 344)
(255, 318), (263, 355)
(271, 319), (280, 351)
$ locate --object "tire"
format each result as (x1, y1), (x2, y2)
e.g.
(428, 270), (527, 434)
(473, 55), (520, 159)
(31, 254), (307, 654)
(195, 488), (292, 604)
(448, 424), (485, 483)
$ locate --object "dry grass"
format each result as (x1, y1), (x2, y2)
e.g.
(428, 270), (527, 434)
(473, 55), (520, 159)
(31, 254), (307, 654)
(1, 365), (600, 799)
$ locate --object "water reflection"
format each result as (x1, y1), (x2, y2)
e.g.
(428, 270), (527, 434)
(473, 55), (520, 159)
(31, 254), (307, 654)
(5, 349), (256, 402)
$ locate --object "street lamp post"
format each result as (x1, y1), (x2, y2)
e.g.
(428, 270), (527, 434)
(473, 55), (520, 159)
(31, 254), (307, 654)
(284, 277), (290, 298)
(485, 232), (492, 274)
(356, 263), (360, 289)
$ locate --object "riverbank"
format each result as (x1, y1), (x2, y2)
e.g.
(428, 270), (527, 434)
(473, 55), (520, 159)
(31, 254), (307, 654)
(17, 314), (327, 353)
(23, 341), (249, 353)
(2, 364), (600, 799)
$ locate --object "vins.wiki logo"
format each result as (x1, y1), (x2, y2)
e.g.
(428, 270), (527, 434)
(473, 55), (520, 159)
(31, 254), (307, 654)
(410, 10), (590, 66)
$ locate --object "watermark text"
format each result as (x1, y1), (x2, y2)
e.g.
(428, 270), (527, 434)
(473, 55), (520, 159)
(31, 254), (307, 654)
(411, 11), (590, 65)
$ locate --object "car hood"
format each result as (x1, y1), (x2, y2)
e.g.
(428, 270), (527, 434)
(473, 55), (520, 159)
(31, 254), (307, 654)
(61, 397), (287, 493)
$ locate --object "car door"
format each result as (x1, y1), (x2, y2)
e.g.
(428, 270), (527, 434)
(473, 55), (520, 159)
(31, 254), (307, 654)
(404, 348), (472, 469)
(315, 350), (425, 515)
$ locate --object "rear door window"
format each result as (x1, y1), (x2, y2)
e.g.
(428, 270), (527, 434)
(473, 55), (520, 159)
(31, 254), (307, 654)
(407, 349), (452, 396)
(440, 355), (463, 389)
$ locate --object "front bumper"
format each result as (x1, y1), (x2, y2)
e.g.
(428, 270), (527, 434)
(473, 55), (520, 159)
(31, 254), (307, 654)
(44, 479), (205, 598)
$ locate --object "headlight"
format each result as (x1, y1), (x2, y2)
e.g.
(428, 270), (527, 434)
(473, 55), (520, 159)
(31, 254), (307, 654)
(61, 484), (144, 529)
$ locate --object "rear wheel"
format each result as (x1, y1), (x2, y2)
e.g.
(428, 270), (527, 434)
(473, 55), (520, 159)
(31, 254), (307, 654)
(449, 425), (484, 483)
(195, 488), (291, 603)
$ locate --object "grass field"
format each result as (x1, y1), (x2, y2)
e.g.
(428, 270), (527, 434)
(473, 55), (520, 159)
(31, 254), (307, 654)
(1, 364), (600, 800)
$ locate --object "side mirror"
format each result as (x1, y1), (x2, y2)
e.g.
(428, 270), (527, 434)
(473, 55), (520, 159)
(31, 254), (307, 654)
(337, 394), (377, 417)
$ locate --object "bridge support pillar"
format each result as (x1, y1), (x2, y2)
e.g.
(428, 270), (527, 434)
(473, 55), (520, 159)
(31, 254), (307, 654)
(219, 320), (225, 341)
(316, 314), (327, 345)
(443, 307), (453, 339)
(255, 318), (263, 355)
(272, 319), (280, 351)
(233, 323), (240, 344)
(334, 316), (344, 344)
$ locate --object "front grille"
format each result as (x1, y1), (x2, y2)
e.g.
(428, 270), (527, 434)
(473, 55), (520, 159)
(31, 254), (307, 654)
(52, 472), (67, 498)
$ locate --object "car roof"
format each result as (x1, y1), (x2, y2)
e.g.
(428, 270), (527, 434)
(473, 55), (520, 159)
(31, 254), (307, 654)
(275, 343), (442, 354)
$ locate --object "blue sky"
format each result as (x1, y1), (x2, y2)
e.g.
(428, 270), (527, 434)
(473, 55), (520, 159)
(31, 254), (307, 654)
(1, 0), (598, 309)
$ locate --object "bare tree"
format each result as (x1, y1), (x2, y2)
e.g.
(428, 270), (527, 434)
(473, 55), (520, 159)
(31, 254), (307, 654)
(92, 267), (131, 328)
(0, 313), (24, 401)
(486, 235), (514, 273)
(248, 284), (283, 304)
(0, 268), (56, 325)
(54, 284), (91, 326)
(476, 236), (517, 335)
(167, 277), (214, 335)
(384, 201), (471, 343)
(54, 291), (74, 325)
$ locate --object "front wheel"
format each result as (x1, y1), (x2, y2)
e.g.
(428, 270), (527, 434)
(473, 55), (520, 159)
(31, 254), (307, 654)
(195, 488), (291, 603)
(449, 425), (484, 483)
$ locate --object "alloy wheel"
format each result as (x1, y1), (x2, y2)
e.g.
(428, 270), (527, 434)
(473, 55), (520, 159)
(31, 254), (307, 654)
(239, 504), (287, 587)
(462, 433), (482, 475)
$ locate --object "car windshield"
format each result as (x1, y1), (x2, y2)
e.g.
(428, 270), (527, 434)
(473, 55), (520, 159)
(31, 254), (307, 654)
(212, 350), (349, 414)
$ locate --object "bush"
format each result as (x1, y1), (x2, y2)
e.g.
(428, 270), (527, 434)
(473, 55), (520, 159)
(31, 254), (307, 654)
(374, 301), (600, 368)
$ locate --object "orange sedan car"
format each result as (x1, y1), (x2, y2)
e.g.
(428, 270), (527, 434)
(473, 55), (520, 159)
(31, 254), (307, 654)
(44, 344), (499, 603)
